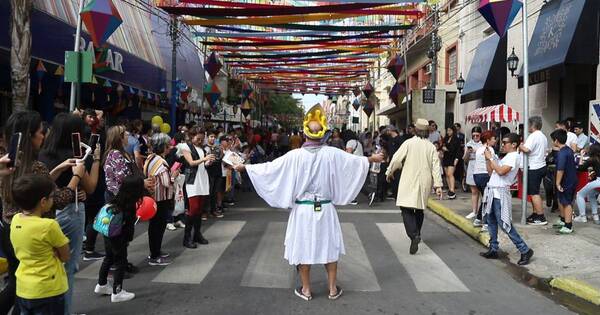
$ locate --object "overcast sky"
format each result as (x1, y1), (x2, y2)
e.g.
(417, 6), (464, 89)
(292, 93), (327, 111)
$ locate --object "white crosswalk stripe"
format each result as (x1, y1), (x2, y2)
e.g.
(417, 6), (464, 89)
(76, 229), (180, 280)
(153, 220), (246, 284)
(240, 222), (294, 289)
(377, 223), (470, 292)
(76, 220), (470, 293)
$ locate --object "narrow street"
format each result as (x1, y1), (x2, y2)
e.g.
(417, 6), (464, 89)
(73, 192), (576, 315)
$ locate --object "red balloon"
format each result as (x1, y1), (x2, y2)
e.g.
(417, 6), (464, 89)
(136, 196), (157, 221)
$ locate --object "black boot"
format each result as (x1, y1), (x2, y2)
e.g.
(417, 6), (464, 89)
(193, 215), (209, 245)
(183, 215), (197, 249)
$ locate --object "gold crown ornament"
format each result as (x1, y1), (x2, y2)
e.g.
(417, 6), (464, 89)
(303, 104), (328, 139)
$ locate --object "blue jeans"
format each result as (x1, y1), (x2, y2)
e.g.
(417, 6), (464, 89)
(576, 178), (600, 216)
(56, 202), (85, 315)
(488, 198), (529, 254)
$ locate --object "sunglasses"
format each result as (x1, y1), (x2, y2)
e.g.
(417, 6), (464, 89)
(472, 134), (481, 137)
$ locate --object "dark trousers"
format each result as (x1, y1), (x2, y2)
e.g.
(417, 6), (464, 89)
(376, 163), (389, 201)
(98, 235), (127, 293)
(401, 207), (424, 240)
(0, 221), (19, 315)
(148, 199), (172, 259)
(16, 294), (65, 315)
(84, 203), (102, 252)
(208, 175), (223, 212)
(474, 173), (491, 220)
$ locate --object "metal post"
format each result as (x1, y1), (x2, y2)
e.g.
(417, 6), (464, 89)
(429, 4), (439, 89)
(170, 17), (179, 136)
(69, 0), (85, 112)
(403, 39), (410, 127)
(520, 1), (530, 225)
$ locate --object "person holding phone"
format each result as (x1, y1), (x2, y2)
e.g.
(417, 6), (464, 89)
(463, 127), (483, 221)
(0, 111), (81, 315)
(39, 113), (101, 315)
(181, 127), (214, 249)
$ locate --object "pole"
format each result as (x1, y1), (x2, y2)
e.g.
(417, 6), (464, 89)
(69, 0), (85, 112)
(170, 17), (179, 136)
(430, 4), (439, 89)
(520, 1), (530, 225)
(403, 39), (410, 127)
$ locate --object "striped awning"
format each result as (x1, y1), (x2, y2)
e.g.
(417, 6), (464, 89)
(465, 104), (520, 124)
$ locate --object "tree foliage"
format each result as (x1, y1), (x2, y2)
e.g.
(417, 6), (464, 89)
(266, 93), (303, 115)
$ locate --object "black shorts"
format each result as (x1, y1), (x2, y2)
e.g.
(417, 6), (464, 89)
(526, 166), (547, 195)
(210, 176), (226, 193)
(557, 187), (575, 206)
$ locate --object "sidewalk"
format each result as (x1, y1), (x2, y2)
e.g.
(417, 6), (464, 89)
(428, 191), (600, 306)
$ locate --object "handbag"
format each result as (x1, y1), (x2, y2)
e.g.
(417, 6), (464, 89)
(93, 204), (124, 237)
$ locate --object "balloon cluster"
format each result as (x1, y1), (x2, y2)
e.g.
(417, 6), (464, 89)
(151, 116), (171, 134)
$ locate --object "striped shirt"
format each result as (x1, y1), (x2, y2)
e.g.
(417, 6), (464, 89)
(144, 154), (174, 202)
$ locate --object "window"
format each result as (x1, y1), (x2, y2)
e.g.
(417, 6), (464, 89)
(447, 46), (458, 84)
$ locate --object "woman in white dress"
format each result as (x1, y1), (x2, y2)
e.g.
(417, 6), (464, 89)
(180, 127), (215, 248)
(464, 127), (483, 219)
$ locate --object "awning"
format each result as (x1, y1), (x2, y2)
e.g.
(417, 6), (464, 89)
(465, 104), (520, 124)
(519, 0), (599, 86)
(460, 34), (507, 103)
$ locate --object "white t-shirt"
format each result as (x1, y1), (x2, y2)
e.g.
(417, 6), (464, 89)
(474, 145), (495, 175)
(566, 131), (577, 148)
(181, 144), (210, 197)
(577, 133), (589, 150)
(487, 151), (521, 198)
(346, 139), (364, 156)
(523, 130), (548, 170)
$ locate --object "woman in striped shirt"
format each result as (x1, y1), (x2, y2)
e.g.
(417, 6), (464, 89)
(143, 133), (177, 266)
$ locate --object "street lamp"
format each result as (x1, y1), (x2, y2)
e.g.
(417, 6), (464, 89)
(456, 73), (465, 93)
(507, 47), (519, 77)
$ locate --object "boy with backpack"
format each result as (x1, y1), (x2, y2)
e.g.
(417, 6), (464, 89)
(10, 174), (70, 314)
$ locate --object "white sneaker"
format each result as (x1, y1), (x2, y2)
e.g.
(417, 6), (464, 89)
(593, 214), (600, 224)
(473, 219), (482, 227)
(166, 223), (177, 231)
(94, 284), (112, 296)
(174, 220), (186, 228)
(573, 215), (588, 223)
(481, 225), (488, 232)
(111, 289), (135, 303)
(465, 212), (476, 219)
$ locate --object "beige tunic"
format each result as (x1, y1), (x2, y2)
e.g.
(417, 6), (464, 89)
(386, 136), (443, 210)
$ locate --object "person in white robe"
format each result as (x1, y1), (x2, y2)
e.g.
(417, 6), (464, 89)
(234, 105), (383, 301)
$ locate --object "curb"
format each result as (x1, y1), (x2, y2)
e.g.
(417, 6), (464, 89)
(427, 198), (600, 306)
(427, 199), (490, 246)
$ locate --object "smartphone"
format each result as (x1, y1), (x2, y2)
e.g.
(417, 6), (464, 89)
(72, 132), (82, 158)
(89, 133), (100, 150)
(7, 132), (22, 168)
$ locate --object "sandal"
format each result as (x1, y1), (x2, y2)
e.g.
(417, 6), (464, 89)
(294, 287), (312, 301)
(328, 286), (343, 300)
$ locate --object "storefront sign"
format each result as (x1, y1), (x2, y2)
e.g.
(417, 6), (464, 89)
(79, 37), (124, 74)
(589, 100), (600, 144)
(422, 88), (435, 104)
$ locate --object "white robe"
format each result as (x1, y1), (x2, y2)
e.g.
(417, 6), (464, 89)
(246, 145), (369, 265)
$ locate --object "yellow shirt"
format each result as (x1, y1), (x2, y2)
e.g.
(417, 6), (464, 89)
(10, 213), (69, 299)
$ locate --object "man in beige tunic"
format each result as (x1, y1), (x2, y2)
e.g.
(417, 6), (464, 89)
(386, 118), (443, 255)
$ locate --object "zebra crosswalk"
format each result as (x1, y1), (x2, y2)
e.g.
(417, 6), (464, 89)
(76, 221), (470, 293)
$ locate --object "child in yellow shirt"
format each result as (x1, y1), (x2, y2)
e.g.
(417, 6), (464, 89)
(10, 174), (70, 314)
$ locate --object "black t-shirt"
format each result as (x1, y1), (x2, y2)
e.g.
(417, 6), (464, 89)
(38, 149), (73, 188)
(204, 145), (222, 178)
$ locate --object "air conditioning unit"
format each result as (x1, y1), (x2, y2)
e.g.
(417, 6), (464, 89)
(425, 64), (433, 75)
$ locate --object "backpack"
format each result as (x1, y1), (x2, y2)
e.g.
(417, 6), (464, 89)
(93, 204), (123, 237)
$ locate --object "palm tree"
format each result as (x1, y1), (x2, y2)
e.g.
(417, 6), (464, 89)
(10, 0), (33, 112)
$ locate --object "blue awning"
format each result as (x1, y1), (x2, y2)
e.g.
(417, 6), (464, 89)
(461, 34), (507, 104)
(519, 0), (598, 86)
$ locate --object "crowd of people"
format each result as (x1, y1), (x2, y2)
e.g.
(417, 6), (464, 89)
(0, 106), (597, 312)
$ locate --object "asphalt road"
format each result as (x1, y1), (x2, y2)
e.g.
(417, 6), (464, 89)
(72, 192), (575, 315)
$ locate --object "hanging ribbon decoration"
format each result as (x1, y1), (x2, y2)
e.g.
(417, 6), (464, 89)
(36, 61), (47, 94)
(54, 65), (65, 97)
